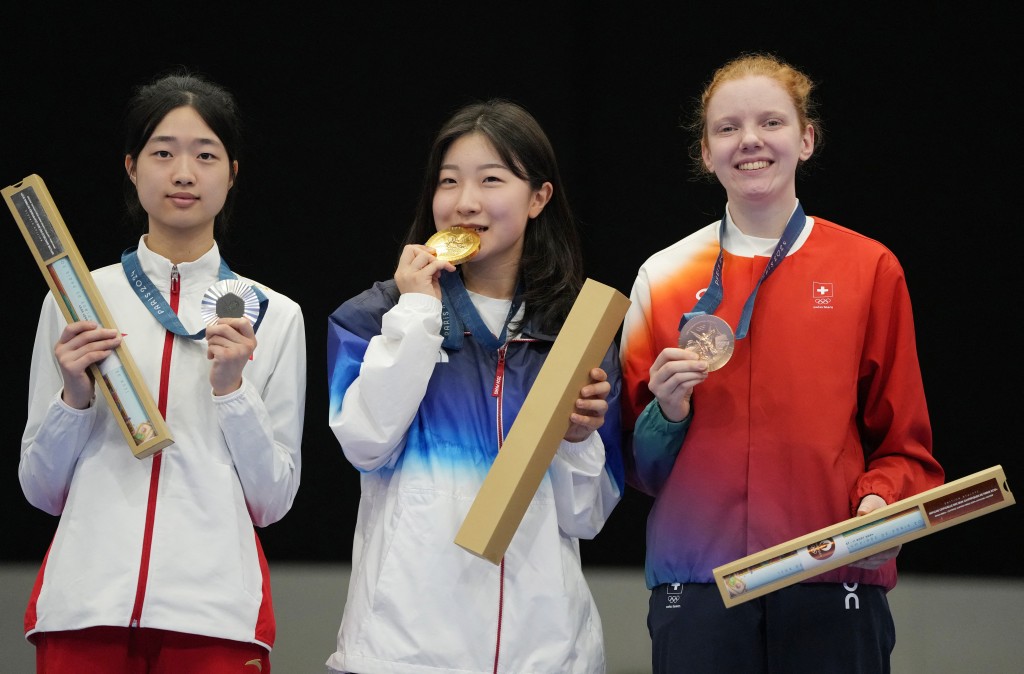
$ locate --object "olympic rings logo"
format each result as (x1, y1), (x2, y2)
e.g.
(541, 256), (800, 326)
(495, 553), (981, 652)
(814, 298), (832, 305)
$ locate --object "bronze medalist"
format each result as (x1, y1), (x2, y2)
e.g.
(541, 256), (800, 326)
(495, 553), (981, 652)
(425, 226), (481, 265)
(678, 314), (735, 371)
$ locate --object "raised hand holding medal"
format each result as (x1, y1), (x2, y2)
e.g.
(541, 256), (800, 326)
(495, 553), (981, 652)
(201, 279), (261, 395)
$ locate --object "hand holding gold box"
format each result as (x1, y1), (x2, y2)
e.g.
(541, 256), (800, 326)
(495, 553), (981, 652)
(4, 174), (173, 458)
(454, 278), (630, 564)
(713, 465), (1014, 607)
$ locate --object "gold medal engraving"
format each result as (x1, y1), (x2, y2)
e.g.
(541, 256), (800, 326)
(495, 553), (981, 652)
(678, 314), (735, 371)
(426, 226), (481, 265)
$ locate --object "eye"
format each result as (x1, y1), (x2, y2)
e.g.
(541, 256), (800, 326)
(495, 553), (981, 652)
(438, 176), (457, 186)
(482, 174), (504, 184)
(197, 152), (217, 161)
(154, 150), (173, 158)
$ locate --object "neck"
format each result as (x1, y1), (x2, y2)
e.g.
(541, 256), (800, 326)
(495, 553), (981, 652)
(727, 197), (798, 239)
(144, 229), (215, 264)
(461, 262), (518, 300)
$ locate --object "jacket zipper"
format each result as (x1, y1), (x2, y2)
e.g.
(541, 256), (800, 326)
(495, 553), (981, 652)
(491, 344), (507, 673)
(129, 264), (179, 628)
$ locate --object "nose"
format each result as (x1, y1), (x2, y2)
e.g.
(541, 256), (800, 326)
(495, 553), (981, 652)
(455, 185), (480, 216)
(740, 126), (763, 151)
(172, 157), (196, 186)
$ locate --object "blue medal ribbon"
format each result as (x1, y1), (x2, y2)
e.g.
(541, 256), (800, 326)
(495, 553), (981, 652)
(681, 203), (805, 340)
(121, 246), (268, 340)
(438, 271), (523, 351)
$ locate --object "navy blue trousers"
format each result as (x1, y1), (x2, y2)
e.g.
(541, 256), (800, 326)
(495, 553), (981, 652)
(648, 582), (895, 673)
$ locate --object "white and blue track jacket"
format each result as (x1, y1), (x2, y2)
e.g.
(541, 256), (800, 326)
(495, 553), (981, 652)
(326, 279), (624, 674)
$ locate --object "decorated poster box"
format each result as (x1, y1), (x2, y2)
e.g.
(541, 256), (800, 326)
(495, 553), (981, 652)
(4, 174), (173, 458)
(714, 465), (1014, 607)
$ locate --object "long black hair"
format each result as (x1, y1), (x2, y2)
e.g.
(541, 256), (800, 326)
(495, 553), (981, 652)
(404, 99), (583, 335)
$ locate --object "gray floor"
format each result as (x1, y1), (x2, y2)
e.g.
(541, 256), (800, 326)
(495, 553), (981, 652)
(3, 565), (1022, 673)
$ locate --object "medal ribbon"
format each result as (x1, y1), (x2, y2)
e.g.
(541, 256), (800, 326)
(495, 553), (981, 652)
(121, 246), (269, 340)
(438, 271), (523, 351)
(680, 203), (805, 340)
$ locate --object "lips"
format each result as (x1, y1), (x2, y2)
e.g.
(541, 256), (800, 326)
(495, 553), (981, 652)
(168, 192), (198, 206)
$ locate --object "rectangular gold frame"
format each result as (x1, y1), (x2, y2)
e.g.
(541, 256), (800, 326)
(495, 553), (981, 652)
(4, 174), (174, 458)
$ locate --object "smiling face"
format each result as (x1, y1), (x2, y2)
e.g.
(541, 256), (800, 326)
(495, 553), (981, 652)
(125, 105), (236, 255)
(432, 132), (551, 281)
(701, 75), (814, 213)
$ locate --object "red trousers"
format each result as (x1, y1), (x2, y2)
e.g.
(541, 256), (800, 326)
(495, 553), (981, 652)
(34, 625), (271, 673)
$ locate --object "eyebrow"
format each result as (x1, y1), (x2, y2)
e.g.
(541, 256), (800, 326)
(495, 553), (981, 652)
(148, 135), (221, 146)
(440, 163), (509, 171)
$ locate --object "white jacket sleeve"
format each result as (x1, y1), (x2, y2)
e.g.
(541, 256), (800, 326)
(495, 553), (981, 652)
(548, 432), (622, 539)
(218, 299), (306, 527)
(19, 296), (97, 515)
(331, 292), (443, 472)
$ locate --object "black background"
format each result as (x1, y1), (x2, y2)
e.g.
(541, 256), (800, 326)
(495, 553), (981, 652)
(2, 5), (1019, 578)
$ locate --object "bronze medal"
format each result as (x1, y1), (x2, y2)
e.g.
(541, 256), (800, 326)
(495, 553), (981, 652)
(678, 314), (735, 371)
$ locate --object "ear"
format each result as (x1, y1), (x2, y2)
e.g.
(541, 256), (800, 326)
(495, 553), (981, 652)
(229, 160), (239, 189)
(701, 141), (714, 173)
(528, 181), (553, 219)
(800, 125), (815, 161)
(125, 155), (137, 184)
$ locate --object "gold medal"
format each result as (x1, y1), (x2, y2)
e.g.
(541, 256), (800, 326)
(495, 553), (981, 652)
(678, 314), (735, 371)
(425, 226), (481, 265)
